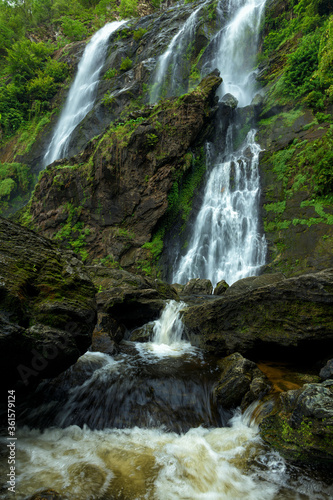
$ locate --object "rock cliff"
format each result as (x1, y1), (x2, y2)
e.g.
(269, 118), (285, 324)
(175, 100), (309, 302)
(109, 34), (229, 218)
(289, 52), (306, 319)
(0, 216), (97, 388)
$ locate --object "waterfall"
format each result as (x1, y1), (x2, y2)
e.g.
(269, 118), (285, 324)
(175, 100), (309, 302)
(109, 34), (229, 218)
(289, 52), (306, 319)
(135, 300), (196, 357)
(149, 1), (208, 103)
(172, 0), (267, 287)
(43, 21), (126, 167)
(208, 0), (267, 106)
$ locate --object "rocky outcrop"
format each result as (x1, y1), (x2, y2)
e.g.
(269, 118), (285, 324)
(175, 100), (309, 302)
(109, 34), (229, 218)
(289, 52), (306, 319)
(259, 380), (333, 463)
(0, 216), (97, 388)
(17, 73), (222, 274)
(320, 359), (333, 381)
(256, 0), (333, 278)
(88, 266), (178, 346)
(214, 353), (271, 411)
(182, 269), (333, 360)
(181, 278), (213, 295)
(213, 280), (229, 295)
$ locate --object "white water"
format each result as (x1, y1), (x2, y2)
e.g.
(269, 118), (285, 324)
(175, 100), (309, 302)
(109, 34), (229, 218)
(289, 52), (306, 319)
(173, 130), (267, 286)
(136, 300), (197, 357)
(172, 0), (267, 287)
(149, 1), (208, 103)
(43, 21), (126, 167)
(209, 0), (267, 106)
(2, 308), (332, 498)
(5, 411), (333, 499)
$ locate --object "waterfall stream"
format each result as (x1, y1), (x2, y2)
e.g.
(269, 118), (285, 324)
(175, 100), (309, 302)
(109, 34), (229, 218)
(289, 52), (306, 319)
(43, 20), (126, 168)
(170, 0), (267, 286)
(2, 2), (332, 499)
(2, 301), (332, 499)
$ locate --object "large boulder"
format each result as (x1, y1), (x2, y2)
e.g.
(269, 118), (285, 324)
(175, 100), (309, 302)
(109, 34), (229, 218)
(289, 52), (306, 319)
(0, 216), (97, 388)
(181, 278), (213, 295)
(259, 380), (333, 463)
(87, 266), (179, 343)
(214, 353), (271, 411)
(18, 72), (223, 276)
(182, 269), (333, 360)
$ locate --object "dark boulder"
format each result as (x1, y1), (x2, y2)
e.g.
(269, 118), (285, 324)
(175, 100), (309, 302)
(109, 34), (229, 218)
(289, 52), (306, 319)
(87, 266), (179, 339)
(259, 380), (333, 463)
(182, 269), (333, 361)
(320, 359), (333, 381)
(181, 278), (213, 295)
(214, 353), (271, 411)
(213, 279), (229, 295)
(0, 216), (97, 388)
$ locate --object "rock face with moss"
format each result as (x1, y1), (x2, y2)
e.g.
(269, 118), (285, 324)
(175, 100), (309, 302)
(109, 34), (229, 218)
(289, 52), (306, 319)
(88, 266), (179, 345)
(257, 0), (333, 277)
(182, 269), (333, 360)
(17, 73), (222, 275)
(259, 380), (333, 463)
(0, 216), (97, 388)
(214, 352), (271, 412)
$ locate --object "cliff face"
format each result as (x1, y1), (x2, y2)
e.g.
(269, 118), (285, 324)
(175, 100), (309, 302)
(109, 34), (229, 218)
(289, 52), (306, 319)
(256, 0), (333, 277)
(18, 74), (222, 275)
(1, 0), (333, 280)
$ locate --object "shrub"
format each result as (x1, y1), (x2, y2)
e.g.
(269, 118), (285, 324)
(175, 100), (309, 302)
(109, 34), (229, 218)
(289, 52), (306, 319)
(118, 0), (138, 18)
(26, 74), (57, 101)
(120, 56), (133, 71)
(61, 16), (87, 41)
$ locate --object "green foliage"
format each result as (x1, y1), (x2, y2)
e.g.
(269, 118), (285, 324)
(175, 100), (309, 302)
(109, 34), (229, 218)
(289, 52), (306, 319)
(120, 56), (133, 71)
(118, 0), (138, 18)
(283, 31), (321, 99)
(0, 178), (16, 198)
(53, 203), (91, 261)
(0, 162), (33, 214)
(6, 39), (53, 83)
(133, 28), (147, 41)
(60, 16), (87, 41)
(146, 133), (158, 147)
(103, 68), (118, 79)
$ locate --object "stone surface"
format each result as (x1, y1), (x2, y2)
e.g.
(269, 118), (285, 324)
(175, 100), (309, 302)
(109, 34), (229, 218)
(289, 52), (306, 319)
(214, 353), (271, 411)
(182, 269), (333, 360)
(319, 359), (333, 381)
(181, 278), (213, 295)
(18, 73), (222, 274)
(88, 266), (179, 333)
(259, 381), (333, 463)
(213, 280), (229, 295)
(0, 216), (97, 387)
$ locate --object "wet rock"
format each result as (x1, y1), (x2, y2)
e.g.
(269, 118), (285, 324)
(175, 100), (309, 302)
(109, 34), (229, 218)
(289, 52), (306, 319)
(88, 266), (179, 332)
(221, 93), (238, 108)
(0, 216), (97, 388)
(182, 269), (333, 361)
(28, 489), (65, 500)
(181, 278), (213, 295)
(224, 272), (285, 296)
(319, 359), (333, 380)
(213, 279), (229, 295)
(129, 322), (155, 342)
(259, 380), (333, 463)
(214, 353), (271, 411)
(21, 73), (222, 274)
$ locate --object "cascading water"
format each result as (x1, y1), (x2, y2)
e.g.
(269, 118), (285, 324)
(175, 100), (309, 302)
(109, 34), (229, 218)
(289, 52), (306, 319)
(3, 301), (332, 499)
(172, 0), (267, 286)
(43, 20), (126, 167)
(173, 129), (267, 286)
(3, 3), (333, 499)
(149, 0), (208, 103)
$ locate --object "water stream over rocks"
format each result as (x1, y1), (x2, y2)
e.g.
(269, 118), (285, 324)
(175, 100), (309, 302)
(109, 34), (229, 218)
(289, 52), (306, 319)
(2, 1), (332, 498)
(43, 20), (126, 168)
(170, 0), (267, 286)
(2, 301), (333, 498)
